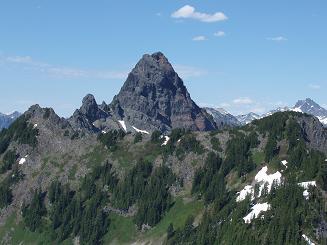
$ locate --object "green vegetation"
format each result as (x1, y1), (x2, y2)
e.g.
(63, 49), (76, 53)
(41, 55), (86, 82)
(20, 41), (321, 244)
(0, 149), (17, 173)
(0, 115), (38, 154)
(223, 131), (259, 177)
(103, 214), (137, 244)
(210, 136), (222, 152)
(22, 190), (47, 232)
(134, 132), (143, 143)
(0, 177), (12, 208)
(192, 152), (225, 204)
(97, 129), (126, 151)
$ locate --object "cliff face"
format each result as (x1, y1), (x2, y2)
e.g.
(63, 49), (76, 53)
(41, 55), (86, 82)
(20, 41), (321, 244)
(110, 52), (217, 132)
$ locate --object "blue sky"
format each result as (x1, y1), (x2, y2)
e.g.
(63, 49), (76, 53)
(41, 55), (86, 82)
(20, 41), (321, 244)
(0, 0), (326, 117)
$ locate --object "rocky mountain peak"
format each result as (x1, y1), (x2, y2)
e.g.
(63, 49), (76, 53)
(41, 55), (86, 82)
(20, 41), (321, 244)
(293, 98), (327, 124)
(68, 94), (108, 132)
(110, 52), (217, 132)
(79, 94), (107, 122)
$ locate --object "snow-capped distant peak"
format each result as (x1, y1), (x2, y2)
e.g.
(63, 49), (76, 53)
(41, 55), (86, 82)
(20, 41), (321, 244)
(236, 112), (260, 125)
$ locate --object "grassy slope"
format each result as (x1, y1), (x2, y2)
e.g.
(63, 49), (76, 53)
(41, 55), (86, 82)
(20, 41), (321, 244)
(0, 213), (71, 245)
(104, 197), (204, 244)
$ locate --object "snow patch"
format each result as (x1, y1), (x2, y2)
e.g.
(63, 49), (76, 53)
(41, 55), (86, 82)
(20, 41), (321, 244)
(161, 136), (170, 146)
(101, 130), (107, 134)
(302, 234), (315, 245)
(303, 190), (310, 200)
(243, 202), (270, 224)
(255, 166), (282, 196)
(317, 116), (327, 125)
(236, 185), (254, 202)
(118, 120), (127, 132)
(19, 155), (28, 165)
(33, 124), (38, 129)
(132, 126), (149, 134)
(298, 181), (316, 200)
(298, 181), (316, 189)
(292, 107), (303, 113)
(281, 160), (288, 168)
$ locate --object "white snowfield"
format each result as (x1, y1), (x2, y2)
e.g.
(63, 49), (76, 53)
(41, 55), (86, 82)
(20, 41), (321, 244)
(161, 136), (170, 146)
(236, 185), (254, 202)
(302, 234), (315, 245)
(118, 120), (127, 132)
(243, 202), (270, 224)
(236, 166), (282, 202)
(254, 166), (282, 197)
(132, 126), (149, 134)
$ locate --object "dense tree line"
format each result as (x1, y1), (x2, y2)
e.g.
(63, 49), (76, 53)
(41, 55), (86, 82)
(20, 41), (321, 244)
(0, 149), (17, 173)
(223, 131), (259, 177)
(0, 165), (23, 209)
(22, 190), (47, 232)
(192, 152), (226, 204)
(0, 115), (38, 154)
(97, 129), (126, 151)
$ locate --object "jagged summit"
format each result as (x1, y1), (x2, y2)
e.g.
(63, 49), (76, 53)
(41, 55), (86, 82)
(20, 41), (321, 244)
(293, 98), (327, 117)
(110, 52), (217, 132)
(79, 94), (108, 122)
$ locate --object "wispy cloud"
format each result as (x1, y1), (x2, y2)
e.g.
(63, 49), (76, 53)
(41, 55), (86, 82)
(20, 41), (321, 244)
(214, 31), (225, 37)
(233, 97), (254, 105)
(266, 36), (288, 42)
(171, 5), (228, 23)
(2, 55), (128, 80)
(1, 54), (207, 81)
(192, 35), (207, 41)
(308, 83), (321, 90)
(173, 64), (208, 79)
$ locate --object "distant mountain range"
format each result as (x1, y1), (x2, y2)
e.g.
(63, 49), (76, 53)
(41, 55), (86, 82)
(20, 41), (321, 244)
(0, 111), (21, 129)
(204, 98), (327, 128)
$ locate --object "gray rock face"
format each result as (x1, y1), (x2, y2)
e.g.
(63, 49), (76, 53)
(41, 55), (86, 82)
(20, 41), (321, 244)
(79, 94), (108, 122)
(69, 94), (109, 132)
(110, 52), (217, 133)
(204, 107), (240, 128)
(0, 111), (21, 130)
(297, 115), (327, 155)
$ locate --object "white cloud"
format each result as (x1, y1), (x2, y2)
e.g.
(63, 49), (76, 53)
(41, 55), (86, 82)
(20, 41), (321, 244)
(6, 56), (33, 63)
(308, 84), (321, 90)
(192, 35), (207, 41)
(233, 97), (254, 105)
(171, 5), (228, 23)
(214, 31), (225, 37)
(174, 64), (207, 79)
(2, 55), (128, 80)
(266, 36), (288, 42)
(219, 102), (231, 108)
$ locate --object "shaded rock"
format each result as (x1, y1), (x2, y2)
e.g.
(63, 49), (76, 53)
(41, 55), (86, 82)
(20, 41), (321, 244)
(110, 52), (217, 133)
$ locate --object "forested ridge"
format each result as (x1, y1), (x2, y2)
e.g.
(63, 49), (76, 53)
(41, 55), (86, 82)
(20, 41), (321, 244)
(0, 112), (326, 244)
